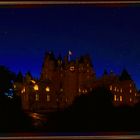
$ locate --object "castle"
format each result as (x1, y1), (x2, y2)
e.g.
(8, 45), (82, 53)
(14, 51), (139, 112)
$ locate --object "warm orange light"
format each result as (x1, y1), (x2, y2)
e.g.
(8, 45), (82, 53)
(46, 86), (50, 92)
(120, 96), (122, 102)
(114, 95), (117, 101)
(34, 85), (39, 91)
(21, 87), (25, 93)
(130, 98), (132, 102)
(114, 87), (117, 91)
(130, 89), (132, 93)
(120, 89), (122, 93)
(110, 85), (112, 91)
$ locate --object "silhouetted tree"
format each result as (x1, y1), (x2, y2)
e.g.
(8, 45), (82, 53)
(0, 65), (16, 93)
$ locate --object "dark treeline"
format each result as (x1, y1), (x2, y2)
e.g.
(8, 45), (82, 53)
(46, 87), (140, 132)
(0, 65), (33, 132)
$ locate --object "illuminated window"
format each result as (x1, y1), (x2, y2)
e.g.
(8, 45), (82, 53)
(46, 86), (50, 92)
(79, 88), (81, 92)
(34, 84), (39, 91)
(47, 95), (50, 102)
(70, 66), (75, 71)
(130, 98), (132, 102)
(35, 94), (39, 101)
(110, 85), (112, 91)
(114, 87), (117, 91)
(130, 89), (132, 93)
(117, 89), (119, 92)
(121, 89), (122, 93)
(130, 84), (132, 87)
(120, 96), (122, 102)
(135, 93), (137, 96)
(114, 95), (117, 101)
(21, 87), (25, 93)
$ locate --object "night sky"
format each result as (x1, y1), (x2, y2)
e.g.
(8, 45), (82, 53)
(0, 5), (140, 89)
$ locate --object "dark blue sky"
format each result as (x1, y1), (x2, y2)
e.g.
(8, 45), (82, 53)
(0, 5), (140, 89)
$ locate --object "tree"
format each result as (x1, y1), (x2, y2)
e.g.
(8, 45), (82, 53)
(0, 65), (16, 93)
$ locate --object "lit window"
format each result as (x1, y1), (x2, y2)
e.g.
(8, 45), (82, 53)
(121, 89), (122, 93)
(130, 89), (132, 93)
(79, 88), (81, 93)
(85, 89), (88, 93)
(110, 85), (112, 91)
(120, 96), (122, 102)
(130, 98), (132, 102)
(135, 93), (137, 96)
(114, 87), (117, 91)
(21, 87), (25, 93)
(47, 95), (50, 102)
(35, 94), (39, 101)
(130, 84), (132, 87)
(34, 84), (39, 91)
(46, 86), (50, 92)
(117, 89), (119, 92)
(114, 95), (117, 101)
(70, 66), (75, 71)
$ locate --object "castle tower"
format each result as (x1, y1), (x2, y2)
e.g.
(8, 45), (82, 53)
(63, 60), (79, 105)
(40, 51), (56, 81)
(78, 55), (96, 94)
